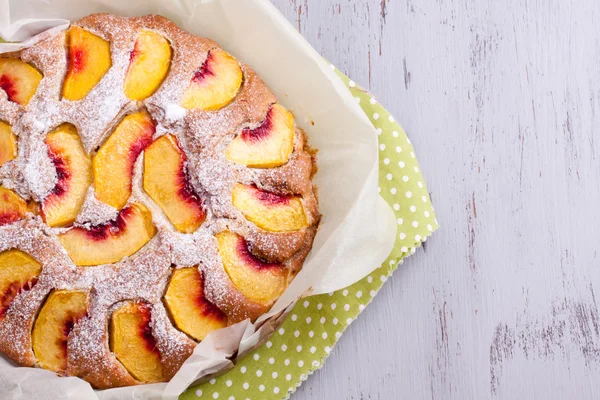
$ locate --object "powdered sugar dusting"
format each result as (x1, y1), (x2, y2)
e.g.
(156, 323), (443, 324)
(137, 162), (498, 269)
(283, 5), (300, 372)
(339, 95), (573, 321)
(165, 103), (186, 122)
(22, 137), (57, 199)
(76, 187), (119, 225)
(150, 301), (195, 378)
(0, 13), (319, 388)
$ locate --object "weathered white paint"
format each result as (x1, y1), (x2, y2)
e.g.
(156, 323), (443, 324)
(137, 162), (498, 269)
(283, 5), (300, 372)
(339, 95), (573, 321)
(270, 0), (600, 399)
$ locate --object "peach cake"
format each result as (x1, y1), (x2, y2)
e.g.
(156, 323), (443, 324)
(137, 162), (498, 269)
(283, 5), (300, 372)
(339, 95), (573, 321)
(0, 14), (319, 388)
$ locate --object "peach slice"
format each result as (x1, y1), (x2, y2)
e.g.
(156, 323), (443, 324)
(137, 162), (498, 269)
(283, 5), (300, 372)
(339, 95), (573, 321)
(0, 187), (27, 226)
(58, 203), (157, 266)
(0, 249), (41, 319)
(225, 104), (294, 168)
(164, 268), (227, 341)
(0, 121), (17, 166)
(216, 231), (288, 305)
(0, 58), (42, 105)
(32, 290), (88, 373)
(27, 200), (40, 216)
(143, 135), (205, 233)
(42, 124), (92, 227)
(124, 30), (172, 101)
(232, 183), (308, 232)
(63, 26), (112, 101)
(93, 111), (155, 209)
(181, 49), (243, 110)
(110, 302), (163, 382)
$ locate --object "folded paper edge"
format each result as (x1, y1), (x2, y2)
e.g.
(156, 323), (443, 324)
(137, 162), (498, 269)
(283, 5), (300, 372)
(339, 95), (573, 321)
(0, 5), (430, 400)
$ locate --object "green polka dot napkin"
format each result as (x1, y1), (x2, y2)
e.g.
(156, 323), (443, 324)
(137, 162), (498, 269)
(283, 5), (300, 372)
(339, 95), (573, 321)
(180, 66), (438, 400)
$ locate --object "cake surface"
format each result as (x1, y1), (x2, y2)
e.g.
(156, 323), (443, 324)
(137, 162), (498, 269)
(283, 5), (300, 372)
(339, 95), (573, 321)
(0, 14), (319, 388)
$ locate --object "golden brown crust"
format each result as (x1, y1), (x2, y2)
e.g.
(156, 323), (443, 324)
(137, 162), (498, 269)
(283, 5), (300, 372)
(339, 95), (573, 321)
(0, 13), (320, 388)
(67, 311), (138, 389)
(151, 302), (197, 380)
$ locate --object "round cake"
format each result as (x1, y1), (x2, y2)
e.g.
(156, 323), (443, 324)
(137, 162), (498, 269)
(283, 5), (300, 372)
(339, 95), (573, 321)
(0, 14), (319, 388)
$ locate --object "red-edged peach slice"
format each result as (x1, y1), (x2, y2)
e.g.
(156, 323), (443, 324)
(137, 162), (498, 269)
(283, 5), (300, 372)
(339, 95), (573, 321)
(124, 30), (172, 101)
(0, 187), (27, 226)
(93, 111), (155, 209)
(32, 290), (88, 373)
(216, 231), (288, 305)
(164, 268), (227, 341)
(181, 49), (243, 110)
(42, 124), (92, 227)
(143, 135), (205, 233)
(110, 302), (163, 382)
(57, 203), (157, 266)
(63, 26), (112, 101)
(225, 104), (294, 168)
(0, 249), (41, 319)
(0, 121), (17, 166)
(0, 58), (42, 106)
(232, 183), (308, 232)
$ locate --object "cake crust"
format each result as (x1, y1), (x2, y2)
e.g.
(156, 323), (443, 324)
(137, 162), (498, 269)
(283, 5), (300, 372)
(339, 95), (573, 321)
(0, 14), (320, 389)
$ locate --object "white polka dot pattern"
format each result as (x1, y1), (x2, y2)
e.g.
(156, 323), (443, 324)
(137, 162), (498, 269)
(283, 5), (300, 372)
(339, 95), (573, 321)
(181, 66), (438, 400)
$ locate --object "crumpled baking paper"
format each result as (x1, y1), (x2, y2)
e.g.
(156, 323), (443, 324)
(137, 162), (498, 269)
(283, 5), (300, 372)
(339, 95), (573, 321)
(0, 0), (397, 398)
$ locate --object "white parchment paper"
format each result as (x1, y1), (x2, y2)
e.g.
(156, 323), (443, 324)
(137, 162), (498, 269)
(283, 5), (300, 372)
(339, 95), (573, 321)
(0, 0), (397, 398)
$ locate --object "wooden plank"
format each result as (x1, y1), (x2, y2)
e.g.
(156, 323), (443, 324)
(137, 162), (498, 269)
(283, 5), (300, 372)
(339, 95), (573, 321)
(270, 0), (600, 398)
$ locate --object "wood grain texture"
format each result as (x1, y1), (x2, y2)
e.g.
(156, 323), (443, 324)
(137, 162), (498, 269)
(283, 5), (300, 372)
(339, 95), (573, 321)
(269, 0), (600, 398)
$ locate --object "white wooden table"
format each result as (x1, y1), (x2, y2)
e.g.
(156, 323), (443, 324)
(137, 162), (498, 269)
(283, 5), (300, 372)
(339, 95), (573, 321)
(270, 1), (600, 399)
